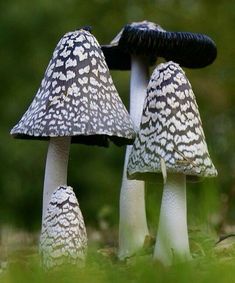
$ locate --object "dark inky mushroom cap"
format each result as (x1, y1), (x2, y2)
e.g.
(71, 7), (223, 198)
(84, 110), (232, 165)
(11, 29), (135, 146)
(40, 185), (87, 269)
(127, 61), (217, 181)
(101, 20), (217, 70)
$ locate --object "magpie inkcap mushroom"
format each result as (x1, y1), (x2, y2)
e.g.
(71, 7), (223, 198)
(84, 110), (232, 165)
(40, 185), (87, 269)
(127, 61), (217, 265)
(11, 29), (135, 146)
(10, 28), (135, 222)
(127, 61), (217, 179)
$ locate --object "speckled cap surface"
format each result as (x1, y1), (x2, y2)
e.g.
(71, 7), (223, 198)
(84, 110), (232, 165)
(101, 20), (217, 70)
(10, 29), (135, 146)
(40, 185), (87, 269)
(127, 61), (217, 180)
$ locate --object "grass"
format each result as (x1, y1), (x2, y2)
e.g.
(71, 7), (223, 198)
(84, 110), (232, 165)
(1, 225), (235, 283)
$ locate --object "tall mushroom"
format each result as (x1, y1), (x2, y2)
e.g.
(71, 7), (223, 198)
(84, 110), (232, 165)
(127, 61), (217, 265)
(102, 20), (217, 259)
(10, 28), (135, 223)
(40, 185), (87, 269)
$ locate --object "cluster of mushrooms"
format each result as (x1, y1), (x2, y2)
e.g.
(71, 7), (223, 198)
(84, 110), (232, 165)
(10, 21), (218, 268)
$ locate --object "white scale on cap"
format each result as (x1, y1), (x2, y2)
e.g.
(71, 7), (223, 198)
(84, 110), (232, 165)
(11, 29), (135, 144)
(127, 61), (217, 179)
(40, 185), (87, 269)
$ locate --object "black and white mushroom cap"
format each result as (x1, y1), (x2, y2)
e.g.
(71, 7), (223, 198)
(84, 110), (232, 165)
(101, 20), (217, 70)
(40, 185), (87, 269)
(127, 61), (217, 180)
(10, 29), (135, 146)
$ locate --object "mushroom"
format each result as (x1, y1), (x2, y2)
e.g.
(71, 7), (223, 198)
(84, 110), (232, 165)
(127, 61), (217, 265)
(10, 28), (135, 222)
(40, 185), (87, 269)
(101, 20), (217, 259)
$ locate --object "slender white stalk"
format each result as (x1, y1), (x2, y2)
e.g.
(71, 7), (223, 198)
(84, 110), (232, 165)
(118, 56), (149, 259)
(129, 56), (149, 128)
(42, 136), (71, 221)
(154, 173), (191, 265)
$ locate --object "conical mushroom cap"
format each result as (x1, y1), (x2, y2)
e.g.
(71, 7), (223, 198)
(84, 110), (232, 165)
(11, 29), (135, 146)
(40, 185), (87, 269)
(102, 20), (217, 70)
(127, 61), (217, 180)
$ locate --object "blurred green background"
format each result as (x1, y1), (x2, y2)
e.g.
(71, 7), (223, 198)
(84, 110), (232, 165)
(0, 0), (234, 239)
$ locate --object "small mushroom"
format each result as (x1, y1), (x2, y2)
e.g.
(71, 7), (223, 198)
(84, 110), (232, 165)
(40, 185), (87, 269)
(102, 20), (217, 259)
(10, 28), (135, 221)
(127, 61), (217, 265)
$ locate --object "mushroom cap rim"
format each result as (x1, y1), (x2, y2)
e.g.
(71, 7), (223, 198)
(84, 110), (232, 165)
(101, 24), (217, 70)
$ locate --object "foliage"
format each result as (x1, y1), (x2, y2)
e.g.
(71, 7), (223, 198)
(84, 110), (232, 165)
(1, 228), (235, 283)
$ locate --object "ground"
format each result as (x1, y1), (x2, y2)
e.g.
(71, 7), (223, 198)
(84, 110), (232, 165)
(1, 225), (235, 283)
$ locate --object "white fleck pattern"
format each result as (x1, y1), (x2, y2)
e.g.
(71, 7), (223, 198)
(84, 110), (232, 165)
(40, 185), (87, 269)
(127, 61), (217, 179)
(10, 29), (135, 146)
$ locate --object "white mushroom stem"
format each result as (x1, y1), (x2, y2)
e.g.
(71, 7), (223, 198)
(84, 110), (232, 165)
(129, 55), (149, 127)
(42, 136), (71, 221)
(119, 55), (149, 259)
(154, 173), (191, 265)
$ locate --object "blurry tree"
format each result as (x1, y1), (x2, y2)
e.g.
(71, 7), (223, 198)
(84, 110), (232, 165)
(0, 0), (234, 234)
